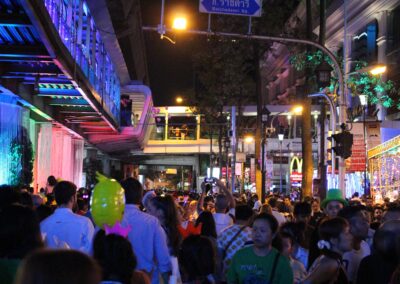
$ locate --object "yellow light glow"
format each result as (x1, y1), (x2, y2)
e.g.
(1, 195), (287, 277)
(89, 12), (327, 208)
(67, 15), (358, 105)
(370, 65), (386, 75)
(172, 17), (187, 30)
(293, 105), (303, 114)
(176, 97), (183, 103)
(244, 136), (254, 143)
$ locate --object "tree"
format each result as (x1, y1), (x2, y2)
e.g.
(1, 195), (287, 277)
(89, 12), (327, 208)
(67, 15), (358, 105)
(188, 1), (301, 194)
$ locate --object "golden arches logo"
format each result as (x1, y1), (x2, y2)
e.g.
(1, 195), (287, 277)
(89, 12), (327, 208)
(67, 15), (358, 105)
(290, 156), (303, 174)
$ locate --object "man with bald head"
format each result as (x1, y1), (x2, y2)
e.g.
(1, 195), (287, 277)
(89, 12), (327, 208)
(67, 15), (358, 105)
(357, 220), (400, 284)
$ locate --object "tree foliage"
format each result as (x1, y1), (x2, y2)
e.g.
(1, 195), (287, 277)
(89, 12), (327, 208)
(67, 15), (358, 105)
(290, 50), (400, 109)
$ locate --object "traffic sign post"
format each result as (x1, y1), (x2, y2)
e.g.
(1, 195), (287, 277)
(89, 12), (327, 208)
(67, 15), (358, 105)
(199, 0), (262, 17)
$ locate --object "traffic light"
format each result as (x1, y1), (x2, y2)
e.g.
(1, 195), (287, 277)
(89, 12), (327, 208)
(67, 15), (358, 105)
(328, 131), (353, 159)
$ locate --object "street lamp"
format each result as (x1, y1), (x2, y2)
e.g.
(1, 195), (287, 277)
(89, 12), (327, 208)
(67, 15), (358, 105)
(315, 60), (333, 88)
(176, 96), (183, 104)
(359, 94), (369, 196)
(172, 17), (187, 30)
(261, 106), (271, 202)
(278, 133), (284, 194)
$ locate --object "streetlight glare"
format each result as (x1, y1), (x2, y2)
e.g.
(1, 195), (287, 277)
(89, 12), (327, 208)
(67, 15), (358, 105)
(176, 97), (183, 103)
(244, 136), (254, 143)
(172, 17), (187, 30)
(293, 105), (303, 114)
(370, 65), (386, 75)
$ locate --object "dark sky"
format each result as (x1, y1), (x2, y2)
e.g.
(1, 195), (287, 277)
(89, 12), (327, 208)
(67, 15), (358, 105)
(141, 0), (203, 106)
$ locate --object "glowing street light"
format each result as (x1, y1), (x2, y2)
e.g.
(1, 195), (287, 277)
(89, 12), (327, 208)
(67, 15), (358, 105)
(369, 65), (386, 76)
(292, 105), (303, 115)
(244, 136), (254, 143)
(176, 96), (183, 104)
(172, 17), (187, 30)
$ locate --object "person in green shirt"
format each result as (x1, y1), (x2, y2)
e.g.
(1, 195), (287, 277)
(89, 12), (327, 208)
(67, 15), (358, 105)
(227, 213), (293, 284)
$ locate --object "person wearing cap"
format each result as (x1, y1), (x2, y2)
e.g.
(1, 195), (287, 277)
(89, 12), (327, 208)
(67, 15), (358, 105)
(307, 189), (348, 269)
(321, 189), (348, 219)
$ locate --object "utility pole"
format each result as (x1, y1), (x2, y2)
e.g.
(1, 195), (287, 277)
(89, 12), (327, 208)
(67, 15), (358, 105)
(319, 0), (327, 200)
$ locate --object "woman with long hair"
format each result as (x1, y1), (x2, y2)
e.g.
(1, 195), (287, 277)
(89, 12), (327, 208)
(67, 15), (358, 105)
(147, 195), (181, 256)
(147, 195), (182, 283)
(302, 217), (353, 284)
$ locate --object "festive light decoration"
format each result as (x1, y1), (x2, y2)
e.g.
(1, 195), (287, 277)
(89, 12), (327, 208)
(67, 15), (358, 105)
(0, 97), (33, 186)
(368, 135), (400, 201)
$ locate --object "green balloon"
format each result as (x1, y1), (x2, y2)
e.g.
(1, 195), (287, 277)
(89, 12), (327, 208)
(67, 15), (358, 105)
(91, 172), (125, 228)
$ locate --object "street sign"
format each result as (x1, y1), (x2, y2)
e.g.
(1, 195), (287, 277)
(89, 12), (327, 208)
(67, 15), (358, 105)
(199, 0), (262, 17)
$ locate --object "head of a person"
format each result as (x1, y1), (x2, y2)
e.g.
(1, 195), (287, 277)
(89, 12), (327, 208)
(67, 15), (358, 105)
(280, 221), (305, 248)
(204, 196), (215, 212)
(54, 181), (77, 207)
(15, 249), (101, 284)
(147, 195), (178, 226)
(294, 202), (312, 223)
(284, 196), (291, 206)
(178, 235), (216, 282)
(318, 217), (352, 254)
(280, 232), (295, 258)
(373, 205), (384, 221)
(267, 197), (278, 209)
(93, 230), (136, 284)
(373, 220), (400, 261)
(195, 211), (217, 239)
(121, 178), (143, 205)
(188, 200), (198, 213)
(46, 176), (57, 188)
(0, 185), (20, 211)
(252, 194), (259, 202)
(382, 205), (400, 223)
(142, 190), (156, 210)
(251, 213), (278, 249)
(321, 189), (348, 218)
(338, 205), (370, 240)
(311, 198), (321, 213)
(215, 194), (229, 212)
(235, 204), (254, 223)
(0, 204), (43, 259)
(260, 204), (272, 214)
(19, 191), (33, 208)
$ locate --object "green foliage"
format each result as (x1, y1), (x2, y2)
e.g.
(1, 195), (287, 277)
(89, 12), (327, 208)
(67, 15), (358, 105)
(9, 128), (34, 186)
(289, 51), (400, 109)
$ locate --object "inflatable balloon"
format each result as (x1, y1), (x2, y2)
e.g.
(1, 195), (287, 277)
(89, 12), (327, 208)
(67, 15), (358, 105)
(91, 172), (125, 228)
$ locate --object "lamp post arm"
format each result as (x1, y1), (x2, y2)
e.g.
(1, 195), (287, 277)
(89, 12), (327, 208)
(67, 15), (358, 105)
(143, 26), (346, 119)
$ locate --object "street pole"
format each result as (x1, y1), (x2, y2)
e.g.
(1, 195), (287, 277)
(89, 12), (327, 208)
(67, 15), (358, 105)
(280, 140), (283, 194)
(261, 125), (266, 201)
(363, 106), (368, 196)
(231, 106), (236, 192)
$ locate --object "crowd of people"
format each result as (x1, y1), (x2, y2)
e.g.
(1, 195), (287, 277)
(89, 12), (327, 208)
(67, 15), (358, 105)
(1, 175), (400, 284)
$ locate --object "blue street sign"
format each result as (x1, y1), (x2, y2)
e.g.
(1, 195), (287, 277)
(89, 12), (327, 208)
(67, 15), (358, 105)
(199, 0), (262, 17)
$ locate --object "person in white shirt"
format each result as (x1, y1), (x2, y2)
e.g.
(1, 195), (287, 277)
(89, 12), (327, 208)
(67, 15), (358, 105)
(338, 205), (371, 283)
(121, 178), (171, 284)
(268, 197), (286, 226)
(40, 181), (94, 253)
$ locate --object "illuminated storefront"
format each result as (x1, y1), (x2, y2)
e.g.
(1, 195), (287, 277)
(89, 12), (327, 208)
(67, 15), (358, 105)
(368, 135), (400, 202)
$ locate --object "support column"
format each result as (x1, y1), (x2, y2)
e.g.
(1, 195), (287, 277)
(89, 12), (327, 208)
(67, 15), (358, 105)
(376, 11), (388, 122)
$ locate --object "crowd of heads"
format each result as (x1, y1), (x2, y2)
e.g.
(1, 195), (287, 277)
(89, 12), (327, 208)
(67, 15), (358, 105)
(2, 177), (400, 284)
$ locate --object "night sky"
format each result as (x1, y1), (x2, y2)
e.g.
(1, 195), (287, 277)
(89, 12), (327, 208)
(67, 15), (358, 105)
(141, 0), (204, 106)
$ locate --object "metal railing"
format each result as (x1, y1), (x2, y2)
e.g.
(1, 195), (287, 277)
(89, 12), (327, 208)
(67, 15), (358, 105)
(43, 0), (120, 123)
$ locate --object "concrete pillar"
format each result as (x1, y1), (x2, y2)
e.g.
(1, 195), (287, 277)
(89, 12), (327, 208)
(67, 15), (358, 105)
(376, 11), (388, 122)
